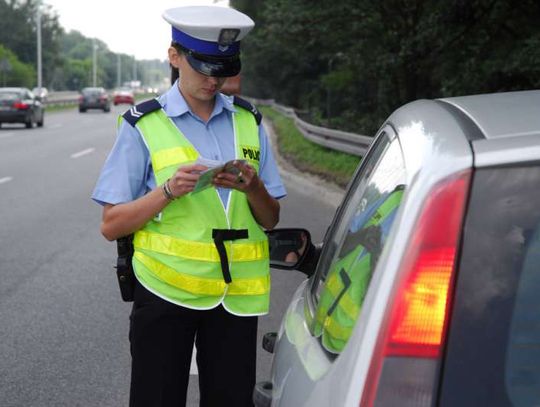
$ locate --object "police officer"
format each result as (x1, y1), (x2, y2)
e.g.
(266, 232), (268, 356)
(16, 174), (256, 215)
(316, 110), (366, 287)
(92, 6), (286, 407)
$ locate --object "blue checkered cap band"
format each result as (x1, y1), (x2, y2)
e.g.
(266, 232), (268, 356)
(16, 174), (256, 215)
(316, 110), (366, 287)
(172, 27), (240, 57)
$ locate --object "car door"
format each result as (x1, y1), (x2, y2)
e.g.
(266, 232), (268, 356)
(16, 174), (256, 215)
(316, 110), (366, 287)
(270, 126), (407, 406)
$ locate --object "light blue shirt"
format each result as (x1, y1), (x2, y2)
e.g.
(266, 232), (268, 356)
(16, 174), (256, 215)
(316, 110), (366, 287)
(92, 82), (286, 206)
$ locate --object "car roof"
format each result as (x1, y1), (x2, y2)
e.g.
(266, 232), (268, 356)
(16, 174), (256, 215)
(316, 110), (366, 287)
(386, 90), (540, 171)
(438, 90), (540, 140)
(0, 87), (27, 92)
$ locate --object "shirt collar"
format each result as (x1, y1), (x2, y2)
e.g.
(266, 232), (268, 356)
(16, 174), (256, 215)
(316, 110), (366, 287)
(162, 81), (237, 119)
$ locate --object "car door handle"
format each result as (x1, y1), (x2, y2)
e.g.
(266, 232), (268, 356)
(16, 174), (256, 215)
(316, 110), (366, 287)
(262, 332), (277, 354)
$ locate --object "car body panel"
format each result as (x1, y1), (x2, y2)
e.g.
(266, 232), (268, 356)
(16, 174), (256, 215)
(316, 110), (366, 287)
(263, 90), (540, 407)
(270, 281), (334, 406)
(472, 134), (540, 167)
(440, 90), (540, 140)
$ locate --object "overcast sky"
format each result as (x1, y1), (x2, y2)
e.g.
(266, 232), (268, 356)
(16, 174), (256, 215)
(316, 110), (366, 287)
(44, 0), (229, 60)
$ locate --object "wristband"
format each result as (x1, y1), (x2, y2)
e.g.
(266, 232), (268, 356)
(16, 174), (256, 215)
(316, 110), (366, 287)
(162, 179), (175, 201)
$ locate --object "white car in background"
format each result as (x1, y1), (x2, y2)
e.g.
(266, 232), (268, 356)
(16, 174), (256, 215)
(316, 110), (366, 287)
(255, 90), (540, 407)
(32, 87), (48, 102)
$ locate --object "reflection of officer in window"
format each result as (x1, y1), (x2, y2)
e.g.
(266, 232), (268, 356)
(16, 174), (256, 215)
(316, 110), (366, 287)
(314, 185), (404, 353)
(91, 6), (286, 407)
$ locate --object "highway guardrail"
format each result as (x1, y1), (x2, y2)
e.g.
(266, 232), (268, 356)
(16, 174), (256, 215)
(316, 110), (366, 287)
(44, 91), (79, 106)
(247, 97), (371, 157)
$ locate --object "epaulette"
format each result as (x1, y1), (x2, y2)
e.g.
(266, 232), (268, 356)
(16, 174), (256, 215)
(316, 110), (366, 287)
(233, 96), (262, 125)
(122, 98), (162, 127)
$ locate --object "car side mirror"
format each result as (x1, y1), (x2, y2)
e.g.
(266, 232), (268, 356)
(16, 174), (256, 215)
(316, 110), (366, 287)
(265, 228), (320, 277)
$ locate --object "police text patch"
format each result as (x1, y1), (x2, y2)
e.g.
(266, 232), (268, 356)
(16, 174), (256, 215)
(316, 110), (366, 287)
(241, 146), (260, 162)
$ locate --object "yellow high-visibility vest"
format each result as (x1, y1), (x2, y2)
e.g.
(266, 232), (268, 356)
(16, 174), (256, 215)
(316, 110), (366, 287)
(126, 101), (270, 315)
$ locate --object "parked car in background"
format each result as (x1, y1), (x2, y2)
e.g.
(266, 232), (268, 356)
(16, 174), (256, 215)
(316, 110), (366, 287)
(254, 90), (540, 407)
(79, 87), (110, 113)
(112, 87), (135, 106)
(0, 87), (44, 128)
(31, 87), (48, 102)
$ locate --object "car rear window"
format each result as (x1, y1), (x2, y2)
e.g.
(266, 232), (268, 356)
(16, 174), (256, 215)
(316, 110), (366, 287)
(440, 164), (540, 406)
(0, 91), (21, 101)
(82, 89), (103, 96)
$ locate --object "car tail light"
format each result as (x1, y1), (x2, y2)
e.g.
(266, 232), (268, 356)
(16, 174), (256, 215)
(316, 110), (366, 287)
(361, 170), (471, 407)
(99, 95), (108, 101)
(78, 95), (83, 102)
(13, 101), (29, 110)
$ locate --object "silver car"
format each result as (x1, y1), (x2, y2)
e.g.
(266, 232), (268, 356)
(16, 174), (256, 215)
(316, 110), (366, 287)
(255, 90), (540, 407)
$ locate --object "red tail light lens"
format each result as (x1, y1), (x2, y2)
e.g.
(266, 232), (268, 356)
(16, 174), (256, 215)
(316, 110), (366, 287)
(13, 101), (29, 110)
(361, 170), (471, 407)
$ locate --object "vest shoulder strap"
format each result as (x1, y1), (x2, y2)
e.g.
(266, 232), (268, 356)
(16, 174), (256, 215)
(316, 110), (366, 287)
(233, 96), (262, 126)
(122, 98), (162, 127)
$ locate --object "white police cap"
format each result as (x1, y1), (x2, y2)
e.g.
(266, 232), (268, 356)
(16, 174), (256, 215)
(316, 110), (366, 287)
(162, 6), (255, 77)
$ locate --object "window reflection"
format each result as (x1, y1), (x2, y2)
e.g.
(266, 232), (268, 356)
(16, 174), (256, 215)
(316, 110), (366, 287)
(312, 133), (406, 354)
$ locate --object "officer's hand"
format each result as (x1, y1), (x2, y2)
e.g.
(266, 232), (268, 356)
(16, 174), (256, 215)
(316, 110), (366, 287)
(168, 164), (207, 198)
(213, 160), (260, 193)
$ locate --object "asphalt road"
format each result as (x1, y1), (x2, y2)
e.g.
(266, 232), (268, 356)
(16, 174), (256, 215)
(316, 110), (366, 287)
(0, 105), (341, 406)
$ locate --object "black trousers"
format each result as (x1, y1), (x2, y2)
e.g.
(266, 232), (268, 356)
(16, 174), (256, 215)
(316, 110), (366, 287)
(129, 280), (258, 407)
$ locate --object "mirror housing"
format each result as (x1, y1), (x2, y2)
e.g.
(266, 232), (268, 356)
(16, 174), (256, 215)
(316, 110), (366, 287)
(265, 228), (320, 277)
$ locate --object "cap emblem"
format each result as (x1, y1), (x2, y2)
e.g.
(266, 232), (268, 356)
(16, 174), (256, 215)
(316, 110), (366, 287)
(218, 28), (240, 52)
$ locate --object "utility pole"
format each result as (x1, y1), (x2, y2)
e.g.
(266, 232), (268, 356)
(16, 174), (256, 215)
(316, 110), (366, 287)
(326, 52), (344, 123)
(117, 54), (121, 88)
(36, 5), (42, 90)
(92, 39), (97, 87)
(132, 56), (137, 81)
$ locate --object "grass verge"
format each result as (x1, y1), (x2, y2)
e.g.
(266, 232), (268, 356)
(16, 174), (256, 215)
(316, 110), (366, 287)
(259, 106), (361, 188)
(44, 103), (77, 112)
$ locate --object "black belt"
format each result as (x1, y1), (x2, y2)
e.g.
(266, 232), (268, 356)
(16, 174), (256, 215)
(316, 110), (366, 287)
(212, 229), (249, 284)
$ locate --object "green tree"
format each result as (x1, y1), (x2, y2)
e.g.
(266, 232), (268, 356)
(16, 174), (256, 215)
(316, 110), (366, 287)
(231, 0), (540, 134)
(0, 0), (63, 88)
(0, 44), (35, 87)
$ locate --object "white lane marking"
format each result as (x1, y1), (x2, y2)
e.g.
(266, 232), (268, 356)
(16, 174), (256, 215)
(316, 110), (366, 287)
(0, 132), (15, 139)
(190, 347), (198, 375)
(71, 148), (95, 158)
(48, 123), (62, 129)
(0, 176), (13, 184)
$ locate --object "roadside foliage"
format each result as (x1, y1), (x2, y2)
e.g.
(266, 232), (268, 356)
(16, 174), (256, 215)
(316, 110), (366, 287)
(231, 0), (540, 135)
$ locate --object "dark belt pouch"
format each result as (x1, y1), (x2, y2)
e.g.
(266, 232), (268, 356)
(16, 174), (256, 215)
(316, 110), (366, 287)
(115, 234), (135, 302)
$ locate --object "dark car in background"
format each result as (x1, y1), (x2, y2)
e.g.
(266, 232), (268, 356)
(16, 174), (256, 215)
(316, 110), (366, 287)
(254, 90), (540, 407)
(79, 87), (110, 113)
(0, 87), (44, 128)
(112, 88), (135, 106)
